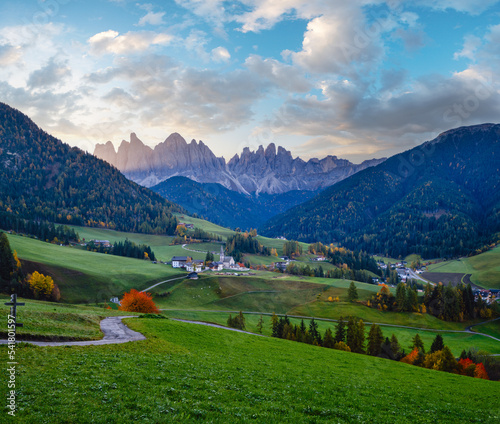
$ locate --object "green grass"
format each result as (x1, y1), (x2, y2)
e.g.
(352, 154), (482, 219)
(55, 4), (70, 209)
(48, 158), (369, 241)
(174, 213), (236, 240)
(9, 318), (499, 423)
(160, 310), (500, 356)
(0, 295), (131, 340)
(427, 245), (500, 289)
(7, 233), (185, 303)
(471, 320), (500, 340)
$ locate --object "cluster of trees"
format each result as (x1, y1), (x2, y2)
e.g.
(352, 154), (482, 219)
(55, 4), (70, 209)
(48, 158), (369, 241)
(423, 282), (492, 321)
(267, 310), (496, 380)
(0, 213), (79, 245)
(401, 334), (491, 380)
(226, 233), (270, 262)
(227, 311), (246, 330)
(0, 103), (180, 236)
(171, 227), (222, 245)
(283, 240), (303, 257)
(367, 283), (421, 313)
(86, 239), (156, 261)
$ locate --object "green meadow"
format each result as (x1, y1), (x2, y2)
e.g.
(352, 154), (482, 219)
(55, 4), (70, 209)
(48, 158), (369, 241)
(6, 233), (184, 303)
(427, 245), (500, 289)
(8, 318), (499, 423)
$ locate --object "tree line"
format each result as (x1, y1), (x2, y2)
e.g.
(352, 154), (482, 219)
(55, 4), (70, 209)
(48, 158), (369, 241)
(226, 232), (270, 262)
(86, 239), (157, 262)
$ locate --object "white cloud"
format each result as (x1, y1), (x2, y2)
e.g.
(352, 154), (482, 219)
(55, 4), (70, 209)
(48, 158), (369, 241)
(138, 11), (166, 26)
(88, 30), (173, 55)
(211, 46), (231, 62)
(454, 34), (481, 60)
(0, 44), (21, 66)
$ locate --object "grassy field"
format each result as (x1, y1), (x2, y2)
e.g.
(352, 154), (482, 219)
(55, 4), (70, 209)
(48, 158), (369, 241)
(471, 320), (500, 340)
(8, 318), (499, 423)
(7, 233), (185, 303)
(0, 295), (131, 340)
(160, 310), (500, 356)
(427, 245), (500, 289)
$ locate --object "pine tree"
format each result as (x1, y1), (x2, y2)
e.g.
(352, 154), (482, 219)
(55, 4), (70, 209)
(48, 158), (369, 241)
(347, 281), (358, 302)
(271, 312), (279, 337)
(309, 318), (321, 345)
(411, 333), (425, 353)
(430, 334), (444, 353)
(367, 324), (384, 356)
(334, 317), (346, 343)
(323, 328), (335, 348)
(346, 317), (365, 353)
(390, 334), (401, 359)
(256, 315), (263, 334)
(395, 282), (406, 311)
(0, 232), (14, 287)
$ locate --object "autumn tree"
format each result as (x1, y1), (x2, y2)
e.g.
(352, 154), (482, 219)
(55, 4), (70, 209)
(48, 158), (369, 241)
(474, 363), (489, 380)
(367, 324), (384, 356)
(27, 271), (54, 300)
(118, 289), (159, 313)
(347, 281), (358, 302)
(423, 346), (457, 373)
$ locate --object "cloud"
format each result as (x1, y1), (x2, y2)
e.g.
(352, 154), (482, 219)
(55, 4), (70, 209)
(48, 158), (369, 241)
(88, 30), (173, 55)
(27, 57), (72, 89)
(417, 0), (499, 15)
(244, 54), (311, 92)
(0, 44), (21, 66)
(454, 34), (481, 60)
(138, 11), (166, 26)
(211, 46), (231, 62)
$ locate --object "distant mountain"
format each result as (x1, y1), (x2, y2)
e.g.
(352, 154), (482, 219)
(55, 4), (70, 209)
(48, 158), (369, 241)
(260, 124), (500, 259)
(0, 103), (179, 234)
(151, 176), (320, 229)
(94, 133), (384, 194)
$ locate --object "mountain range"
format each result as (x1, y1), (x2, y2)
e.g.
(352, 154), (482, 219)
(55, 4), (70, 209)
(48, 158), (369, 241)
(260, 124), (500, 259)
(0, 102), (179, 234)
(94, 133), (384, 195)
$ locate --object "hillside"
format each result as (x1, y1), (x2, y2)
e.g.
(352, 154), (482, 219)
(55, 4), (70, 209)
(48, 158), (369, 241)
(0, 103), (179, 234)
(151, 176), (318, 229)
(261, 124), (500, 259)
(10, 317), (499, 423)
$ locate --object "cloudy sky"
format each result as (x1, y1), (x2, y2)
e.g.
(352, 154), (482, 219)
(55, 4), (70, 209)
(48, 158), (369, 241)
(1, 0), (500, 162)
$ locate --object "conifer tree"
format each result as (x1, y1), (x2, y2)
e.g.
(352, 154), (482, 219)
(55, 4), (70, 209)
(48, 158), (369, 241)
(347, 281), (358, 302)
(430, 334), (444, 353)
(334, 317), (346, 343)
(390, 334), (401, 359)
(367, 324), (384, 356)
(256, 315), (264, 334)
(411, 333), (425, 353)
(323, 328), (335, 348)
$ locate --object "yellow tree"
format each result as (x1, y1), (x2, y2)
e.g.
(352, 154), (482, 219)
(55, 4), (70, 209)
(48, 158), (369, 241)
(28, 271), (54, 299)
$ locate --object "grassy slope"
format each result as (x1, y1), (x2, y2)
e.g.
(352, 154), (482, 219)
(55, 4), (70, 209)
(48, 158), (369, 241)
(11, 318), (499, 423)
(0, 295), (132, 340)
(427, 245), (500, 289)
(7, 233), (184, 303)
(471, 320), (500, 340)
(160, 310), (500, 356)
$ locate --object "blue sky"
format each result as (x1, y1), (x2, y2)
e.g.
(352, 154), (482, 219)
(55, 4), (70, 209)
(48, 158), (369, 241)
(1, 0), (500, 162)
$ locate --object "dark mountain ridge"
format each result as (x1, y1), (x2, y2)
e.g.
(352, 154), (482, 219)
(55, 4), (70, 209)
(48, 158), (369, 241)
(260, 123), (500, 259)
(0, 102), (179, 234)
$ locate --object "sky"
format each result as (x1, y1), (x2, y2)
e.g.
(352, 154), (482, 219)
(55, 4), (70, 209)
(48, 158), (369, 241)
(1, 0), (500, 163)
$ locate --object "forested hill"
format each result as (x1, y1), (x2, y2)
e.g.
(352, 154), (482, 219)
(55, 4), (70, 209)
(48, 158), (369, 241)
(260, 124), (500, 259)
(0, 103), (180, 234)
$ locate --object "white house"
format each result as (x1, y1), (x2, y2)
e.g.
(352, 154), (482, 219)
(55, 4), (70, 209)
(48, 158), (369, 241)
(171, 256), (191, 268)
(186, 260), (204, 272)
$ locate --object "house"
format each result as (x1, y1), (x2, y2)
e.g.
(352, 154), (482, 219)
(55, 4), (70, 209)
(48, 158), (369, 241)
(311, 256), (326, 262)
(186, 260), (204, 272)
(178, 222), (194, 229)
(274, 261), (289, 271)
(92, 239), (111, 248)
(209, 261), (224, 271)
(187, 272), (198, 280)
(171, 256), (192, 268)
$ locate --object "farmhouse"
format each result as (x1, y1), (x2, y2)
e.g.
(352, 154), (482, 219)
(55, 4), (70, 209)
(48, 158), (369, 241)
(186, 259), (204, 272)
(92, 239), (111, 248)
(171, 256), (191, 268)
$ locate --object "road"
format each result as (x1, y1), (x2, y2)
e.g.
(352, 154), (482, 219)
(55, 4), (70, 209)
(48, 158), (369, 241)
(142, 276), (187, 292)
(0, 316), (145, 347)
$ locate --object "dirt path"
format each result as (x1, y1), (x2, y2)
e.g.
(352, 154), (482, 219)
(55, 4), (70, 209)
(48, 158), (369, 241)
(0, 316), (145, 347)
(142, 276), (186, 292)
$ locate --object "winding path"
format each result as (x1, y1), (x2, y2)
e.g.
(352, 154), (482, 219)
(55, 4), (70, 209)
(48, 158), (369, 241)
(0, 316), (145, 347)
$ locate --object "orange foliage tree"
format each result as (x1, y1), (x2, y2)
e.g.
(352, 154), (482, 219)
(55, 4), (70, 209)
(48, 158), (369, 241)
(474, 363), (489, 380)
(400, 349), (419, 365)
(458, 358), (476, 377)
(118, 289), (159, 313)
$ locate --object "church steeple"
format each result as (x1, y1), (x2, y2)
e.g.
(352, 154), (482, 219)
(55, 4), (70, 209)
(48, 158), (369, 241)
(220, 245), (225, 262)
